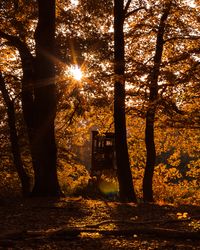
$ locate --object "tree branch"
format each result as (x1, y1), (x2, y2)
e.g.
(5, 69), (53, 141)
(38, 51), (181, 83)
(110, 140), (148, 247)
(124, 0), (132, 16)
(125, 7), (146, 19)
(1, 226), (200, 241)
(0, 31), (34, 69)
(164, 35), (200, 44)
(0, 72), (12, 108)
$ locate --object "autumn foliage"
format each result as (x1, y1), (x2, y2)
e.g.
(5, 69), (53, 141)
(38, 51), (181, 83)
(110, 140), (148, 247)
(0, 0), (199, 204)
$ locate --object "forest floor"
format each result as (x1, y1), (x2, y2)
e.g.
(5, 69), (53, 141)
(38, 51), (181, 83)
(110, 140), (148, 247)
(0, 196), (200, 250)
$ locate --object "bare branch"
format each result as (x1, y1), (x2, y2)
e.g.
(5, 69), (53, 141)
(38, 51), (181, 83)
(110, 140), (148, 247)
(164, 35), (200, 44)
(124, 0), (132, 16)
(125, 6), (146, 19)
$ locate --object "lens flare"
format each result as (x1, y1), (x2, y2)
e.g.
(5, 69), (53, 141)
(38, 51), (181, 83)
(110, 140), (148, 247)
(98, 179), (119, 197)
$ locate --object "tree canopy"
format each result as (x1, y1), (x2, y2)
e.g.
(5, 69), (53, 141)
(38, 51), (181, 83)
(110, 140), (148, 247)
(0, 0), (199, 203)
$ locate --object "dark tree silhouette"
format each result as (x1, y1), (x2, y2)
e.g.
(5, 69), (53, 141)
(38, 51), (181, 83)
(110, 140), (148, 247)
(113, 0), (137, 202)
(30, 0), (61, 196)
(0, 0), (62, 197)
(0, 72), (31, 196)
(143, 1), (172, 202)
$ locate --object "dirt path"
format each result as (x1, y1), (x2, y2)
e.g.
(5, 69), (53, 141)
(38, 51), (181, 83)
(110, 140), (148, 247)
(0, 197), (200, 249)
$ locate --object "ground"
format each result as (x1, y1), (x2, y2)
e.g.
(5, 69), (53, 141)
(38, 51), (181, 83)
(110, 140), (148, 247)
(0, 197), (200, 249)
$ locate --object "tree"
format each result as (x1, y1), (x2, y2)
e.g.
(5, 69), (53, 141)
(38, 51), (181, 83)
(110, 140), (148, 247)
(125, 0), (200, 202)
(113, 0), (138, 202)
(30, 0), (61, 196)
(0, 0), (62, 196)
(0, 72), (31, 196)
(142, 1), (172, 202)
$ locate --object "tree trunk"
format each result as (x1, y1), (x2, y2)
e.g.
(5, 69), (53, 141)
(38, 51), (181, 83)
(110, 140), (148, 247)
(0, 1), (61, 197)
(30, 0), (61, 196)
(143, 2), (172, 202)
(143, 108), (156, 202)
(0, 72), (31, 196)
(0, 31), (35, 145)
(114, 0), (137, 202)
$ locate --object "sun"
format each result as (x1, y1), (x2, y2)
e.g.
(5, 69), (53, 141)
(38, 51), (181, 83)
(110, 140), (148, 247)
(69, 65), (82, 81)
(71, 0), (79, 7)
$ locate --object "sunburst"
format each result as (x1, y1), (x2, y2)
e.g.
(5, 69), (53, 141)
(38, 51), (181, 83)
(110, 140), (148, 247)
(69, 65), (82, 81)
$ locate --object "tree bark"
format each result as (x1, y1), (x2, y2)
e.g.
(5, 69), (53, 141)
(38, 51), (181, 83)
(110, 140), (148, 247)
(30, 0), (61, 196)
(143, 2), (172, 202)
(114, 0), (137, 202)
(0, 72), (31, 196)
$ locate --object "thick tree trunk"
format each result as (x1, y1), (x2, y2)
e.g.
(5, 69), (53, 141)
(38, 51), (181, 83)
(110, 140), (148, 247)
(114, 0), (137, 202)
(143, 2), (172, 202)
(0, 2), (61, 197)
(30, 0), (61, 196)
(0, 73), (31, 196)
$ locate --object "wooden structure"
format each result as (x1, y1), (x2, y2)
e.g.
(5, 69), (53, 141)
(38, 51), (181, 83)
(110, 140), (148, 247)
(91, 131), (116, 176)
